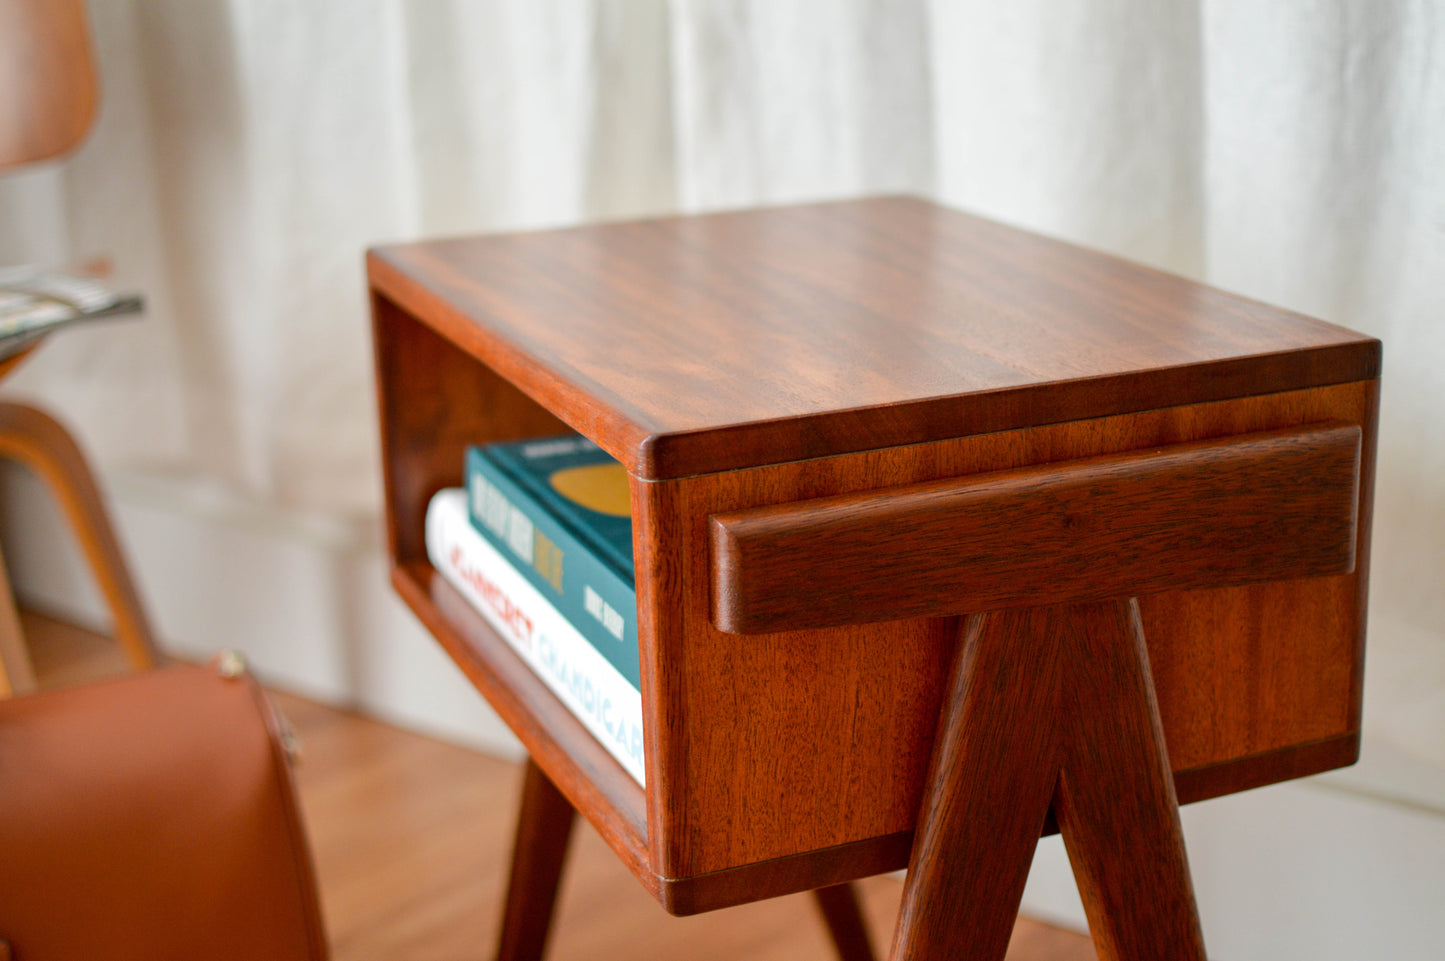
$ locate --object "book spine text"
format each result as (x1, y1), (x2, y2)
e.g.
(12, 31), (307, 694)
(466, 448), (640, 689)
(426, 489), (645, 786)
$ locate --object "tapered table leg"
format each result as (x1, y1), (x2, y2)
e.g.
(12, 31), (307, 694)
(889, 601), (1206, 961)
(1053, 601), (1204, 961)
(496, 759), (576, 961)
(498, 759), (882, 961)
(814, 882), (877, 961)
(889, 608), (1066, 961)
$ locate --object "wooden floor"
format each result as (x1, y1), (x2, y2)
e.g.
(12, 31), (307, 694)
(24, 610), (1096, 961)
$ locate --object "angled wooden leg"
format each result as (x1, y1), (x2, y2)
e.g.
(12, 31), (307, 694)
(498, 759), (880, 961)
(889, 602), (1206, 961)
(1053, 600), (1204, 961)
(496, 758), (577, 961)
(889, 609), (1066, 961)
(813, 882), (877, 961)
(0, 402), (159, 670)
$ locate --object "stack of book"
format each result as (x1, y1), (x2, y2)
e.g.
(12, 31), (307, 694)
(424, 435), (644, 785)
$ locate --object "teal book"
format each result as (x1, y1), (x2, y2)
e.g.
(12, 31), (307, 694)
(466, 436), (639, 690)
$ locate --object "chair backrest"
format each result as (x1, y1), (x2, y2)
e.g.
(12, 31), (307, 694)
(0, 0), (98, 170)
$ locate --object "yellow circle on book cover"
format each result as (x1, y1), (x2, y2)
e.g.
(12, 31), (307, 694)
(549, 463), (631, 517)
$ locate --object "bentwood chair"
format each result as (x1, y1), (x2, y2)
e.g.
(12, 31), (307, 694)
(0, 0), (159, 695)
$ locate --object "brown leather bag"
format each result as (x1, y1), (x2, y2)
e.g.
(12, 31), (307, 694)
(0, 661), (328, 960)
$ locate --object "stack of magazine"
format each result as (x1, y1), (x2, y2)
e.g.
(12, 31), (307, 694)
(0, 266), (142, 361)
(425, 435), (644, 786)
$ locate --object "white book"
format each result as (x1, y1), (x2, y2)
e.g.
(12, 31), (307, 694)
(425, 488), (645, 785)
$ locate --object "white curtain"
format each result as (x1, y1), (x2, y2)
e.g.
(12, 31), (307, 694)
(1, 0), (1441, 767)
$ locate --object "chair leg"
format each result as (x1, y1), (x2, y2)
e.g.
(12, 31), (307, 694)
(496, 758), (576, 961)
(0, 539), (36, 696)
(814, 882), (877, 961)
(0, 401), (159, 670)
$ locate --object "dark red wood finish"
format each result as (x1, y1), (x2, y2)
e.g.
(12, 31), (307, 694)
(813, 883), (878, 961)
(410, 564), (652, 887)
(711, 424), (1360, 633)
(891, 602), (1205, 961)
(372, 294), (570, 567)
(368, 199), (1380, 952)
(369, 198), (1378, 480)
(1053, 603), (1205, 961)
(493, 758), (880, 961)
(632, 379), (1375, 883)
(496, 759), (576, 961)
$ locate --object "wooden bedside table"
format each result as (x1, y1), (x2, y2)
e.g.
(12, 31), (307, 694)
(368, 197), (1379, 961)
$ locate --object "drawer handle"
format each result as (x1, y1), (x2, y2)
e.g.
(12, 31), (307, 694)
(710, 424), (1361, 634)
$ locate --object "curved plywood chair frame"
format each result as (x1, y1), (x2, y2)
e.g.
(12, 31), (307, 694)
(0, 1), (159, 697)
(0, 0), (98, 169)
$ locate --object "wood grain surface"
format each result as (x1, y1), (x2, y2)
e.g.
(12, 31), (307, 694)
(0, 0), (97, 168)
(369, 199), (1379, 920)
(711, 423), (1360, 633)
(369, 198), (1378, 479)
(400, 563), (654, 898)
(372, 294), (569, 566)
(634, 379), (1375, 881)
(1051, 602), (1205, 961)
(492, 756), (881, 961)
(889, 609), (1062, 961)
(495, 759), (576, 961)
(890, 601), (1205, 961)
